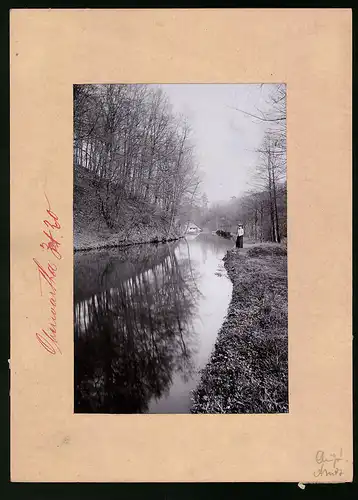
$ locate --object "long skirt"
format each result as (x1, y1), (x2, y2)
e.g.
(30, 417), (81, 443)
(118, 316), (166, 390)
(236, 235), (243, 248)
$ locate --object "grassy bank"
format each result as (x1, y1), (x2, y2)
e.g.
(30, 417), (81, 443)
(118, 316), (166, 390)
(191, 243), (288, 414)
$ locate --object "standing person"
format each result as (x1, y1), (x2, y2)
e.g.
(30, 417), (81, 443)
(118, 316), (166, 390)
(236, 223), (244, 248)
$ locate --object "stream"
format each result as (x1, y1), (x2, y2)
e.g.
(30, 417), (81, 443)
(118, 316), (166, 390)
(74, 232), (234, 414)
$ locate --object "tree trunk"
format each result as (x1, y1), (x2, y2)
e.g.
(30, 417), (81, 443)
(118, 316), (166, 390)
(272, 165), (281, 243)
(267, 149), (277, 242)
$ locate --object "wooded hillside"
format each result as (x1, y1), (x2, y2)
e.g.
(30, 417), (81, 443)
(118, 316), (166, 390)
(74, 84), (201, 250)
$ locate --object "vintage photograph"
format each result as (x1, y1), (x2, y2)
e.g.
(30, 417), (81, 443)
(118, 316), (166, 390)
(74, 83), (287, 414)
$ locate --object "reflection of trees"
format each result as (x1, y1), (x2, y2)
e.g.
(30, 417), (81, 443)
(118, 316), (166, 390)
(74, 246), (201, 413)
(185, 233), (233, 259)
(74, 242), (177, 303)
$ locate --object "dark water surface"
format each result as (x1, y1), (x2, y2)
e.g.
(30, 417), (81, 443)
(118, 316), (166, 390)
(74, 233), (233, 414)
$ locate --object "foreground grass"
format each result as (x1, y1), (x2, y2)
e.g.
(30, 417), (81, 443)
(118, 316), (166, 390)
(191, 243), (288, 414)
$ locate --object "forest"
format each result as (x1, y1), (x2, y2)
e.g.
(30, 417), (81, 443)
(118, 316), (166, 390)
(190, 84), (287, 242)
(74, 83), (288, 414)
(74, 83), (286, 249)
(74, 84), (201, 249)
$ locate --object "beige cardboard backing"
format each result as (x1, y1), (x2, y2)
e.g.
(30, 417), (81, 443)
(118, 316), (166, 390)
(10, 9), (352, 482)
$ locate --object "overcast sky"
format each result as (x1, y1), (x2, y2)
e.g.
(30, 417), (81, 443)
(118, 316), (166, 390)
(157, 84), (278, 204)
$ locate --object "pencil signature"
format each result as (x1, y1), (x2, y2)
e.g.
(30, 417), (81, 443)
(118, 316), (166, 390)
(33, 193), (62, 355)
(313, 449), (344, 478)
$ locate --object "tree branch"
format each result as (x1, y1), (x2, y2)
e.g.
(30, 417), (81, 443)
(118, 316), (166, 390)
(227, 106), (286, 122)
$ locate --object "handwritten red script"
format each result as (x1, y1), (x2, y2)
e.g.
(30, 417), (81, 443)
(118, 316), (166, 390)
(33, 194), (62, 355)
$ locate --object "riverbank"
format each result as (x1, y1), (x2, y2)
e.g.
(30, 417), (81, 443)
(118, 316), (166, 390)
(74, 227), (182, 252)
(191, 243), (288, 414)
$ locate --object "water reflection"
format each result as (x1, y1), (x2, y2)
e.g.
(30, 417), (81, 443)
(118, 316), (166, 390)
(74, 234), (233, 413)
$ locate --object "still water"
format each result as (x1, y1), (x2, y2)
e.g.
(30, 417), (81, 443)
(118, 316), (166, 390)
(74, 233), (234, 414)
